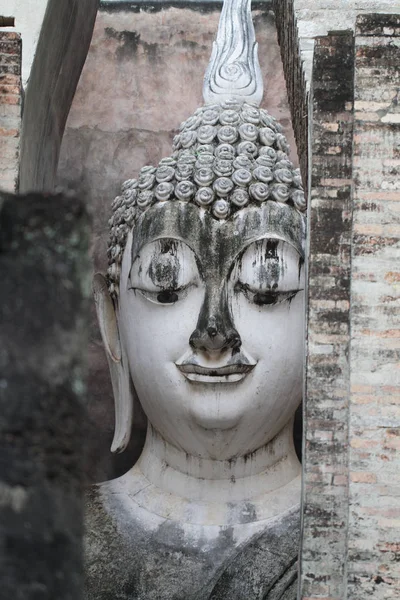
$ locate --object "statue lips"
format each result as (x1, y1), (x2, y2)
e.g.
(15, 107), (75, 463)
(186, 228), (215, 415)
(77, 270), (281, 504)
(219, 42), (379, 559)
(176, 356), (256, 383)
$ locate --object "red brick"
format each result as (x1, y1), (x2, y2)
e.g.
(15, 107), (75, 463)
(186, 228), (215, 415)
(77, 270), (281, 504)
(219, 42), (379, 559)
(0, 84), (21, 95)
(0, 74), (19, 85)
(0, 94), (21, 106)
(350, 472), (377, 484)
(0, 127), (19, 137)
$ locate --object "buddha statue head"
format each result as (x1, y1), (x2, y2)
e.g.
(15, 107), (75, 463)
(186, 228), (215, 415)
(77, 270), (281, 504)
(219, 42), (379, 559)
(94, 0), (306, 509)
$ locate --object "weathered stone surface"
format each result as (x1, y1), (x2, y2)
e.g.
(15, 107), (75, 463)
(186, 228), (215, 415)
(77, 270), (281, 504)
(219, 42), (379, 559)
(347, 14), (400, 600)
(300, 30), (354, 600)
(300, 13), (400, 600)
(85, 485), (300, 600)
(0, 193), (90, 599)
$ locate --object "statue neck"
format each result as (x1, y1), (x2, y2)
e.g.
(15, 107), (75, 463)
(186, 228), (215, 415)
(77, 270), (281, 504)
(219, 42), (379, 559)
(136, 421), (301, 505)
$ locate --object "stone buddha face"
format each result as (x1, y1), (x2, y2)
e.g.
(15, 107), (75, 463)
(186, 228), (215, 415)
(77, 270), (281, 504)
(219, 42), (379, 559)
(119, 201), (304, 461)
(95, 101), (306, 466)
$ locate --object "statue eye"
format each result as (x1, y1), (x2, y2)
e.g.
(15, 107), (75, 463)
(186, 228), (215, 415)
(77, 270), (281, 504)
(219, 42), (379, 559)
(253, 291), (280, 306)
(235, 282), (300, 307)
(156, 290), (179, 304)
(129, 284), (192, 306)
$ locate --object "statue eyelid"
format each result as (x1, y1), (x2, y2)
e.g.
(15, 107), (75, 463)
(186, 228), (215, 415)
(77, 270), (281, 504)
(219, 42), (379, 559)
(127, 281), (196, 305)
(235, 281), (302, 306)
(127, 269), (198, 292)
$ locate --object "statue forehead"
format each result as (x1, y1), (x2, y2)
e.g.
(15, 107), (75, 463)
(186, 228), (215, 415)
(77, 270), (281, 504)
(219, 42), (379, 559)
(130, 201), (305, 270)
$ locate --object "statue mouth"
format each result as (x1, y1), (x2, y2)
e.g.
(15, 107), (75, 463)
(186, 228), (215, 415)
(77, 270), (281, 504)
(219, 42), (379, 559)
(176, 362), (255, 383)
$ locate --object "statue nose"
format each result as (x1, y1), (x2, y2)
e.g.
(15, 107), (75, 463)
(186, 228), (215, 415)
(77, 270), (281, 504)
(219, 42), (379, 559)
(190, 316), (242, 352)
(207, 324), (218, 337)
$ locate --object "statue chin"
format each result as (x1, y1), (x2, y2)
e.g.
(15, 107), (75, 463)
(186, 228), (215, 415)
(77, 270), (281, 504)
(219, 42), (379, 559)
(191, 407), (241, 432)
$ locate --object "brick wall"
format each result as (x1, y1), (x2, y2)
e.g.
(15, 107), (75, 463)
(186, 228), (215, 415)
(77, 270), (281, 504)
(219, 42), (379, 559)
(0, 31), (22, 192)
(273, 0), (309, 190)
(300, 13), (400, 600)
(300, 31), (354, 600)
(293, 0), (399, 87)
(347, 14), (400, 599)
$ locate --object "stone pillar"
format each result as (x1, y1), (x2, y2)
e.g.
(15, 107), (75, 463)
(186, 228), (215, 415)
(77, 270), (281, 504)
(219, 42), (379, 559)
(19, 0), (97, 193)
(0, 193), (90, 599)
(273, 0), (309, 190)
(0, 30), (22, 192)
(300, 13), (400, 600)
(300, 30), (354, 600)
(291, 0), (399, 89)
(347, 14), (400, 599)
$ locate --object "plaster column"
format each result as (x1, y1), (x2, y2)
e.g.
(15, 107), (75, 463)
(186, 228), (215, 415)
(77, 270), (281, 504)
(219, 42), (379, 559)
(19, 0), (98, 193)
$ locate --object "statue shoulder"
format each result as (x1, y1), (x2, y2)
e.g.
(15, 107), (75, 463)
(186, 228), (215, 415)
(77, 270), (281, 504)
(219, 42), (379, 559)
(208, 506), (300, 600)
(84, 483), (300, 600)
(84, 482), (139, 600)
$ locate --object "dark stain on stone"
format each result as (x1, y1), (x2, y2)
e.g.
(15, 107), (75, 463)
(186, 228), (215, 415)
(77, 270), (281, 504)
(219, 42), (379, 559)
(105, 26), (159, 62)
(100, 3), (271, 16)
(356, 13), (400, 35)
(240, 502), (257, 524)
(147, 239), (180, 290)
(387, 428), (400, 437)
(320, 310), (349, 324)
(174, 39), (208, 52)
(122, 578), (140, 597)
(313, 32), (355, 114)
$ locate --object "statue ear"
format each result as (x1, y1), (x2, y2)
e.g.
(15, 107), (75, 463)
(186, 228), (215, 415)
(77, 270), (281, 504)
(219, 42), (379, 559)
(93, 273), (134, 454)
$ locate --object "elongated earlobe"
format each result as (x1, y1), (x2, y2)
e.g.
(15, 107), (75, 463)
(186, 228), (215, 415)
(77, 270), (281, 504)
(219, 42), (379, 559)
(93, 273), (121, 362)
(93, 273), (134, 453)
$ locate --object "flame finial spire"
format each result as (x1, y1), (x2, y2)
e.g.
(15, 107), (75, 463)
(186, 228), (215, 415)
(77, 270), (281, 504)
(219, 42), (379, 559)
(203, 0), (263, 106)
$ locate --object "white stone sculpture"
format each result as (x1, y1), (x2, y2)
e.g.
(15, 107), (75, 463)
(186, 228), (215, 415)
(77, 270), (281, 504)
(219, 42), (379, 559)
(85, 0), (307, 598)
